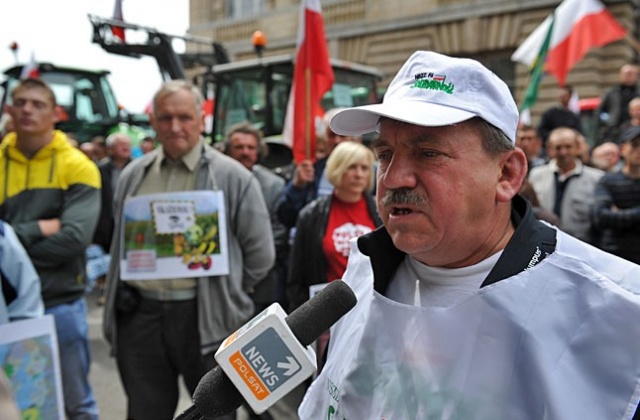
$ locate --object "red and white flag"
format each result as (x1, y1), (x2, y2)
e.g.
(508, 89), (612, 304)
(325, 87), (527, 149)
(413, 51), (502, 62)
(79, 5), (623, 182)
(112, 0), (126, 42)
(283, 0), (335, 163)
(20, 51), (39, 79)
(512, 0), (626, 86)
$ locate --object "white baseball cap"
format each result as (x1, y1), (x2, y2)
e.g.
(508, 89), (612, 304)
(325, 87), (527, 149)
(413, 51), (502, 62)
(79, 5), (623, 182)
(330, 51), (519, 143)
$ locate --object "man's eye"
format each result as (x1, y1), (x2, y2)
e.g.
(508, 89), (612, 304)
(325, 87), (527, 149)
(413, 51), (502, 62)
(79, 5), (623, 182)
(420, 150), (441, 158)
(375, 151), (391, 161)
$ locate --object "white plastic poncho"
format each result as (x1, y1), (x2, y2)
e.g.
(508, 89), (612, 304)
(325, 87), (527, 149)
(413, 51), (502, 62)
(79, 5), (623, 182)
(299, 232), (640, 420)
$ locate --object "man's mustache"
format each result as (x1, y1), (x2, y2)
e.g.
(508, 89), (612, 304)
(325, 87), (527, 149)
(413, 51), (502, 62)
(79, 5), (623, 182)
(380, 188), (427, 206)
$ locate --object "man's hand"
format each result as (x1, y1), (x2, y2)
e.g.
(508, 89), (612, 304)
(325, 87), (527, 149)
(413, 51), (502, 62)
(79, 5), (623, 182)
(38, 219), (61, 237)
(293, 160), (315, 188)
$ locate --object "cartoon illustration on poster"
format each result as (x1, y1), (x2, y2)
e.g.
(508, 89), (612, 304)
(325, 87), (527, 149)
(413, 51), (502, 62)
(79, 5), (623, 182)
(119, 191), (230, 280)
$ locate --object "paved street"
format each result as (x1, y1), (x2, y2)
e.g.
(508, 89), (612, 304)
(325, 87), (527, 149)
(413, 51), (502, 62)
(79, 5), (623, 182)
(85, 291), (191, 420)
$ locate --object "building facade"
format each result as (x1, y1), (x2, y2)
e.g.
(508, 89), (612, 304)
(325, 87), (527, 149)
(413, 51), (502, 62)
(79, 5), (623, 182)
(188, 0), (639, 143)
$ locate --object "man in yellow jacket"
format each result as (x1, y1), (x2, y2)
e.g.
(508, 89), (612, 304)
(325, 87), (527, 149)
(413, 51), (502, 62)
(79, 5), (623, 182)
(0, 78), (101, 419)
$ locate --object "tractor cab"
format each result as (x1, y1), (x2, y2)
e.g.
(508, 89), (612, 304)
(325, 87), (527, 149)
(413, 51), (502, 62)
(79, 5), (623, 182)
(1, 63), (152, 144)
(211, 54), (384, 171)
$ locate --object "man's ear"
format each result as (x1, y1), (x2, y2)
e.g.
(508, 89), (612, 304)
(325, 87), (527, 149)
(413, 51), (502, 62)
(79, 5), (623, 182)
(496, 148), (528, 203)
(54, 105), (67, 123)
(199, 110), (206, 134)
(149, 112), (157, 131)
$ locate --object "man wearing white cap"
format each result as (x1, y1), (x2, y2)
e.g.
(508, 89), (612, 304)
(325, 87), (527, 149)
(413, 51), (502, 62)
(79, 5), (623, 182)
(299, 51), (640, 419)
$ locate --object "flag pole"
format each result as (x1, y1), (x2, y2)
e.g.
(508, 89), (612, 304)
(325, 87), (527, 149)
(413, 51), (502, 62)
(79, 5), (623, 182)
(624, 32), (640, 55)
(305, 68), (311, 160)
(519, 12), (555, 118)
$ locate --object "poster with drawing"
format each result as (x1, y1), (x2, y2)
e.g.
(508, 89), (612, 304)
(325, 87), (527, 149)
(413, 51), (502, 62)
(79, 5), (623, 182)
(0, 315), (65, 420)
(119, 191), (229, 280)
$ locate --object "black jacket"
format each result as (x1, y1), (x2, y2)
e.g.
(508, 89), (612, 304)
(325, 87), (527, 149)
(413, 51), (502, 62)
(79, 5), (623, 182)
(93, 158), (130, 252)
(287, 192), (381, 311)
(277, 157), (328, 229)
(537, 106), (582, 143)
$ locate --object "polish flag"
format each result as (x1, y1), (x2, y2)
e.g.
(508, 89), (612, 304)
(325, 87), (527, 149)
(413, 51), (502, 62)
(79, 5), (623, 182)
(283, 0), (335, 163)
(20, 52), (39, 80)
(112, 0), (126, 42)
(512, 0), (626, 86)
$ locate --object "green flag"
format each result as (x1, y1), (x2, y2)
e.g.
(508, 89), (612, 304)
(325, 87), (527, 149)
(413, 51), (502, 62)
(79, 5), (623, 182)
(520, 12), (555, 114)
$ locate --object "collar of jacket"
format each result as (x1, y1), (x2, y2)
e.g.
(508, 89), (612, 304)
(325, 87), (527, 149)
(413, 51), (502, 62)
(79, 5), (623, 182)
(134, 140), (209, 175)
(103, 157), (132, 169)
(357, 194), (557, 295)
(1, 130), (71, 163)
(548, 158), (584, 179)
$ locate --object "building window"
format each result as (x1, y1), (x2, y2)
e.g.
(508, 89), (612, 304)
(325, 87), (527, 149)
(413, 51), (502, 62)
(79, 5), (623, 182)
(225, 0), (265, 19)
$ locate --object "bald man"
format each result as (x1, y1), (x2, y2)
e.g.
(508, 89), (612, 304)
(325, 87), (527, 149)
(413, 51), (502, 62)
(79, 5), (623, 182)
(529, 127), (604, 244)
(597, 63), (640, 144)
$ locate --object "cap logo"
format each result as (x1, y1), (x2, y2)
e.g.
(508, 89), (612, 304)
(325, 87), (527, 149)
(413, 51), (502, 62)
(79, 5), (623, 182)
(411, 72), (454, 95)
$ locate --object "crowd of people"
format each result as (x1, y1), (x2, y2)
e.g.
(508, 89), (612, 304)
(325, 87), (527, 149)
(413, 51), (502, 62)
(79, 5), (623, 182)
(0, 53), (639, 420)
(516, 62), (640, 266)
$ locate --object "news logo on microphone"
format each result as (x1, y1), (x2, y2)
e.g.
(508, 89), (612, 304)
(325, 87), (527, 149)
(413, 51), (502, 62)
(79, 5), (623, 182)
(215, 304), (316, 414)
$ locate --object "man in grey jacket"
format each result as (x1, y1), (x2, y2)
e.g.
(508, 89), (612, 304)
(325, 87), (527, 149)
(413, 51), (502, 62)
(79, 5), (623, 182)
(225, 122), (302, 420)
(224, 122), (288, 314)
(529, 127), (604, 244)
(102, 80), (275, 420)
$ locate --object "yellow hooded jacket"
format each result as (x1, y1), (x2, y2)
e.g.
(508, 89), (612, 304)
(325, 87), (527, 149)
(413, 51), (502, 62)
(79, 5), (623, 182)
(0, 131), (101, 307)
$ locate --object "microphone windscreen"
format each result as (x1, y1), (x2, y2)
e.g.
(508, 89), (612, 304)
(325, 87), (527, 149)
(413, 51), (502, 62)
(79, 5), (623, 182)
(192, 366), (245, 418)
(285, 280), (357, 346)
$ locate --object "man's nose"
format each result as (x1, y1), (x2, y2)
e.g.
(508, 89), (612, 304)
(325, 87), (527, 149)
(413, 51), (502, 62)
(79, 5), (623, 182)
(381, 156), (417, 190)
(21, 101), (35, 112)
(170, 117), (182, 131)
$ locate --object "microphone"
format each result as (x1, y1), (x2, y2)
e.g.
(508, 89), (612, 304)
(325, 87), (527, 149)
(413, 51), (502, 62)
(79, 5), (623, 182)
(175, 280), (357, 419)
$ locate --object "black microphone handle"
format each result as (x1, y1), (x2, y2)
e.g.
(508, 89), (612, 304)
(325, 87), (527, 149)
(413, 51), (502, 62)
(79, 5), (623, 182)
(175, 403), (204, 420)
(191, 366), (245, 419)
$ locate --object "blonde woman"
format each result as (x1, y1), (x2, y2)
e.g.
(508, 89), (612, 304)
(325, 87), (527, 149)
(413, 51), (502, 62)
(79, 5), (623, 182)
(288, 141), (382, 311)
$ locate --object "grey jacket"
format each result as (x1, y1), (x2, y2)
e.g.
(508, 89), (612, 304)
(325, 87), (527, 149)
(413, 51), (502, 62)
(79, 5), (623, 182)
(529, 160), (604, 244)
(250, 165), (289, 309)
(103, 142), (275, 355)
(253, 165), (288, 256)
